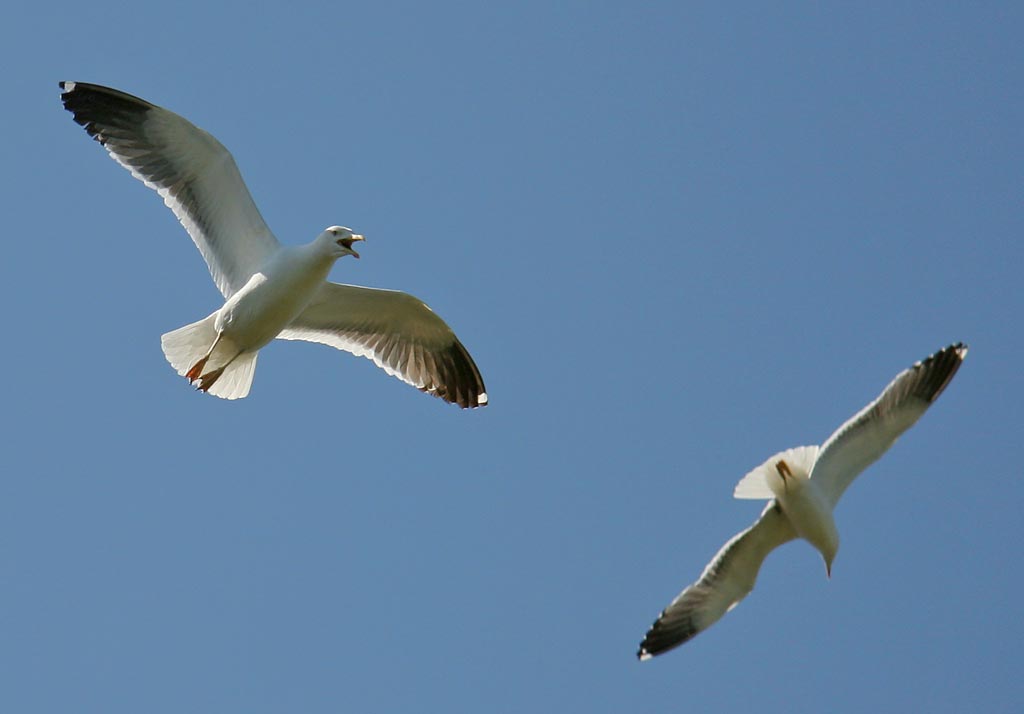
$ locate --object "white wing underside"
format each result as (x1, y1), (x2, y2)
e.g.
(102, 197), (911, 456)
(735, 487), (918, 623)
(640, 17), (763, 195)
(810, 343), (967, 507)
(733, 344), (968, 507)
(638, 503), (796, 658)
(279, 282), (489, 409)
(60, 81), (279, 297)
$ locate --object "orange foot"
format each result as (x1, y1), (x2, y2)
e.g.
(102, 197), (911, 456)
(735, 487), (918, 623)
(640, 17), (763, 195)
(195, 365), (226, 392)
(775, 459), (793, 492)
(185, 356), (210, 383)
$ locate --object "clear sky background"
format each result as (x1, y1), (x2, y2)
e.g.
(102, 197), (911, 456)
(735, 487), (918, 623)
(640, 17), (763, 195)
(2, 2), (1021, 712)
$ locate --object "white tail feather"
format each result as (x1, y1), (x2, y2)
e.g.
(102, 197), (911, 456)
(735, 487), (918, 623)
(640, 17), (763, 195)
(160, 315), (258, 399)
(734, 445), (820, 499)
(205, 351), (258, 400)
(161, 314), (219, 376)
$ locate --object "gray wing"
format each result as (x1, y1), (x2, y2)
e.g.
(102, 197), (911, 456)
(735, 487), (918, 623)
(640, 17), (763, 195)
(638, 502), (796, 659)
(60, 81), (279, 297)
(278, 282), (488, 409)
(811, 343), (968, 508)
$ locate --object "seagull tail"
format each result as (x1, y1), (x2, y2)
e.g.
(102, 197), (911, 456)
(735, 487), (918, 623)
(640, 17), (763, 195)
(203, 351), (258, 400)
(160, 315), (258, 399)
(161, 315), (219, 376)
(734, 445), (820, 499)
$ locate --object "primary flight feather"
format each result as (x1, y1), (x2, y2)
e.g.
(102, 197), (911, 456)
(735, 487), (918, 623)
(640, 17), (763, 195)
(60, 81), (487, 407)
(638, 343), (967, 659)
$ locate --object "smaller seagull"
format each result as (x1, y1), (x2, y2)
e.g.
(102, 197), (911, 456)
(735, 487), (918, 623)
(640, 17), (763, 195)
(60, 81), (487, 406)
(637, 343), (967, 659)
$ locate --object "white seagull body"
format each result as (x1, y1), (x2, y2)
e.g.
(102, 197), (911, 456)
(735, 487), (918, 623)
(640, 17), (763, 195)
(60, 81), (487, 406)
(638, 343), (967, 659)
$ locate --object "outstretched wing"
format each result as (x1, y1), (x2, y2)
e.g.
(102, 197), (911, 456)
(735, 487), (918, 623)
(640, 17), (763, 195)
(811, 343), (968, 508)
(638, 502), (796, 659)
(278, 282), (488, 409)
(60, 81), (279, 297)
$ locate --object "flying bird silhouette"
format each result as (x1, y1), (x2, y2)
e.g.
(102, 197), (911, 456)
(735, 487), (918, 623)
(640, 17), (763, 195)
(60, 81), (487, 406)
(638, 343), (967, 659)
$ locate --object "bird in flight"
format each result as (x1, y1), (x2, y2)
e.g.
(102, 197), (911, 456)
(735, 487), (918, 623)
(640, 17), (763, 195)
(638, 343), (967, 659)
(60, 81), (487, 407)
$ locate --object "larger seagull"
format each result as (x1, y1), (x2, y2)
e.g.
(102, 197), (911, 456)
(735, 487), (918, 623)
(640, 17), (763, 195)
(60, 81), (487, 406)
(638, 343), (967, 659)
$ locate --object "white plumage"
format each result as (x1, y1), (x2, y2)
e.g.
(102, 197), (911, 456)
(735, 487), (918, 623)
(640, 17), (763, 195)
(638, 343), (967, 659)
(61, 81), (487, 406)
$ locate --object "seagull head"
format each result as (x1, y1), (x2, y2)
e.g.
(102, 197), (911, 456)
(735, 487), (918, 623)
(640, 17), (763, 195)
(319, 226), (365, 259)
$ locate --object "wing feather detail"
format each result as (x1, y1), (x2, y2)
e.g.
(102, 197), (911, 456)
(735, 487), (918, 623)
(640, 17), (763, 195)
(638, 503), (796, 659)
(811, 343), (967, 507)
(61, 81), (279, 297)
(278, 282), (487, 408)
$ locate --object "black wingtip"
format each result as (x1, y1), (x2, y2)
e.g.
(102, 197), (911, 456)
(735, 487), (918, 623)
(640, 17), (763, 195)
(914, 342), (968, 403)
(637, 638), (660, 661)
(59, 81), (157, 145)
(426, 337), (488, 409)
(635, 609), (700, 660)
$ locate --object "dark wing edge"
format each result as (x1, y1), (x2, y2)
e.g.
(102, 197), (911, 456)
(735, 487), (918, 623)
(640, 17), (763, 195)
(279, 283), (488, 409)
(904, 342), (968, 404)
(813, 342), (968, 506)
(60, 81), (279, 297)
(638, 503), (795, 659)
(60, 81), (157, 138)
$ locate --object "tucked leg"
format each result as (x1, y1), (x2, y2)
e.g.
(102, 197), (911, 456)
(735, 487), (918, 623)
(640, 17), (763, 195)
(185, 333), (224, 384)
(775, 460), (793, 492)
(195, 350), (242, 392)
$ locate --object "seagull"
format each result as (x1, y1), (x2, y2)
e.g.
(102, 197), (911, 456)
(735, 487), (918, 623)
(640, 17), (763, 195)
(60, 81), (488, 406)
(637, 343), (967, 659)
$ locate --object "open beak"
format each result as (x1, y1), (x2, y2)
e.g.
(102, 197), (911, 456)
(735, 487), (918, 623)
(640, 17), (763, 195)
(341, 234), (365, 259)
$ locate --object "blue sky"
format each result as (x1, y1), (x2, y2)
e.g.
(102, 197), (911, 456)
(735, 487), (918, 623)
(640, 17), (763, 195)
(2, 2), (1021, 712)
